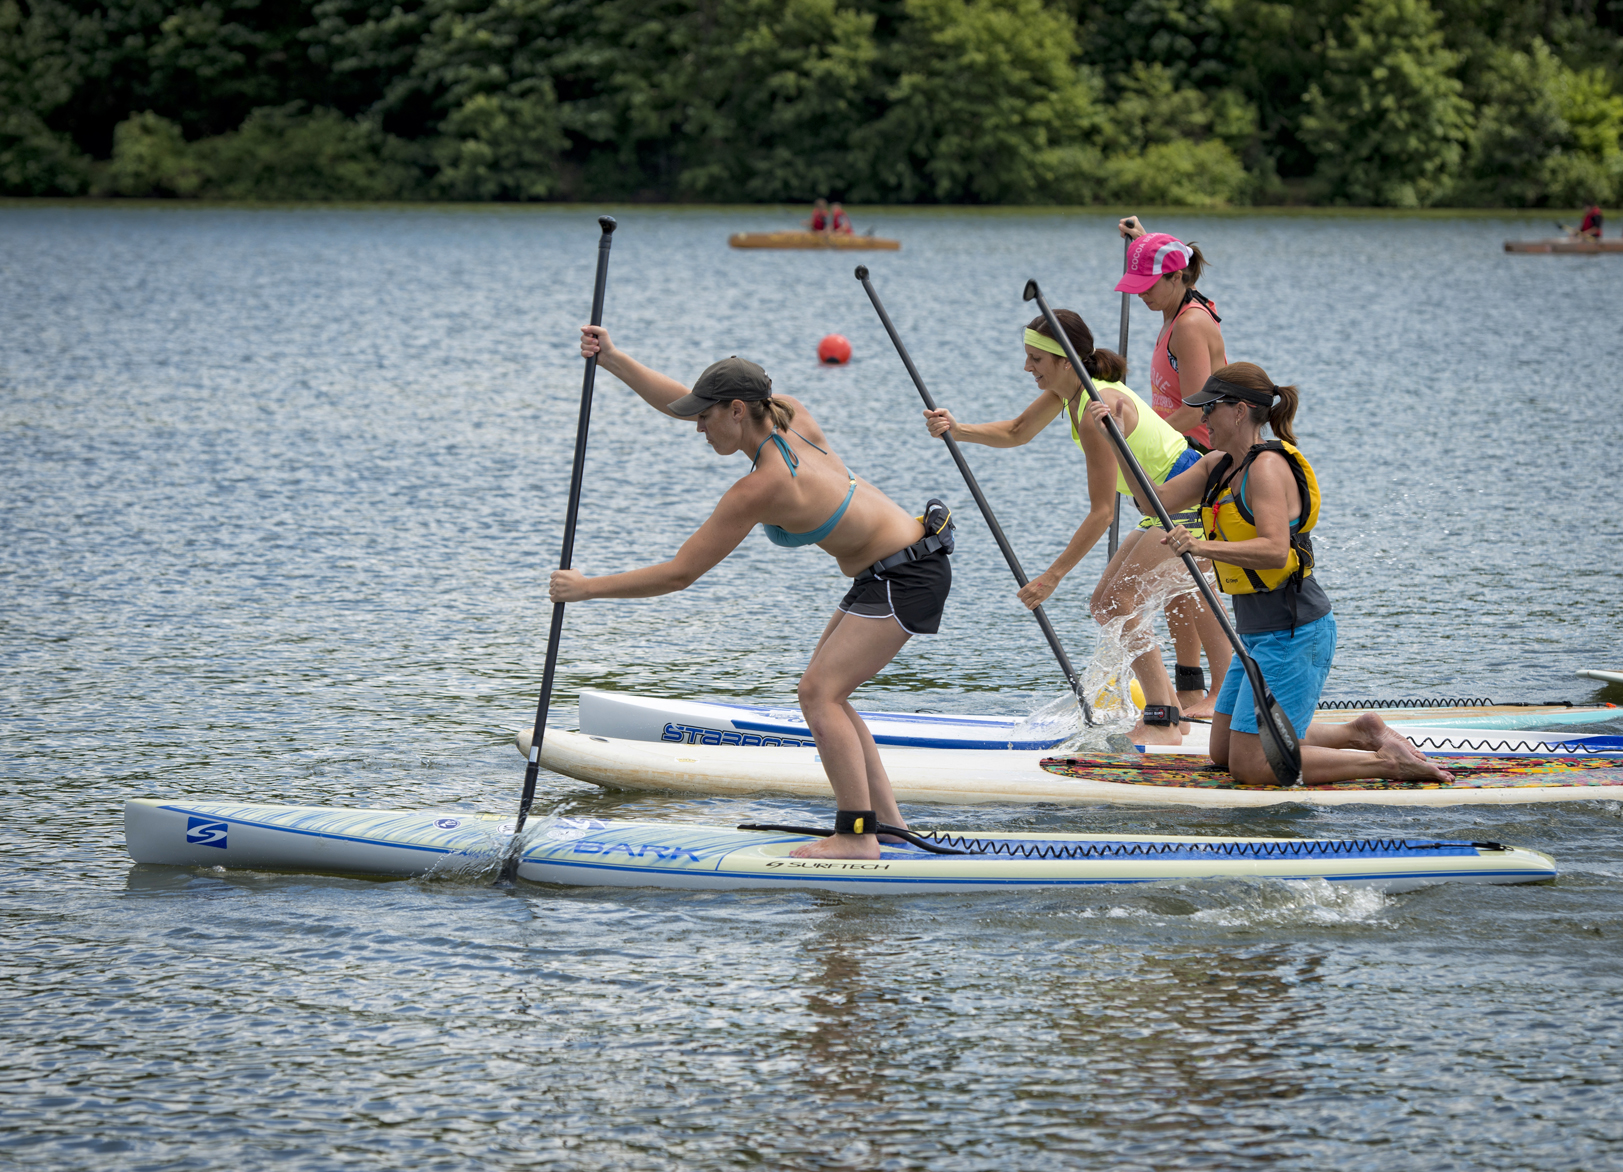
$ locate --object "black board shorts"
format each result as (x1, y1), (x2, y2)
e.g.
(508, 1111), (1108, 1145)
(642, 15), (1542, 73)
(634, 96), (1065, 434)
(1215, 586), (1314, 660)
(837, 547), (951, 635)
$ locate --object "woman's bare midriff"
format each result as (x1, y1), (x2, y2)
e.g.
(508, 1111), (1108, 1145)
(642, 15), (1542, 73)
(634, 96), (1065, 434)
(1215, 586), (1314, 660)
(825, 485), (926, 577)
(751, 442), (925, 576)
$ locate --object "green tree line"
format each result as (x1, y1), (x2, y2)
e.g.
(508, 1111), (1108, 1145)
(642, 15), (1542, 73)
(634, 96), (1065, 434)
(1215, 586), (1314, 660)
(4, 0), (1622, 205)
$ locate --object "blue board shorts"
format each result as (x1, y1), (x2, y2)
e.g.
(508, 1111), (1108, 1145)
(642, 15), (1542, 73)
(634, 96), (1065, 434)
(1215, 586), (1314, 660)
(1214, 612), (1337, 737)
(1135, 445), (1204, 531)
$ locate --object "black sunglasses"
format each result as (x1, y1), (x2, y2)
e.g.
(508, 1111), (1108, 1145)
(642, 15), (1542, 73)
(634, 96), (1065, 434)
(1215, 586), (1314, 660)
(1200, 398), (1236, 418)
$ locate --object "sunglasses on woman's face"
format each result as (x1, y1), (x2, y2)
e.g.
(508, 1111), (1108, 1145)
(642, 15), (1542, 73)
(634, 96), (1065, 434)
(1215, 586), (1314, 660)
(1200, 399), (1234, 418)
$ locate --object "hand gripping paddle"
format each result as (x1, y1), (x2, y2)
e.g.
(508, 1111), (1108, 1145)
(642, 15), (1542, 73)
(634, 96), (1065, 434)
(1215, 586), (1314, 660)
(856, 265), (1095, 726)
(1022, 279), (1302, 785)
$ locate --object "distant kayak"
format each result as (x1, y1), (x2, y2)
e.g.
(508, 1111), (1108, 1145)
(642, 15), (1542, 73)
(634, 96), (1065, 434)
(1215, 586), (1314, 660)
(730, 231), (900, 251)
(1504, 238), (1623, 253)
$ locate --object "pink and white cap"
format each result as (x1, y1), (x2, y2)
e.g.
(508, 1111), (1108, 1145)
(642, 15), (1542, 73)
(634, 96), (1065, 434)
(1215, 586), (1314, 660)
(1114, 233), (1193, 294)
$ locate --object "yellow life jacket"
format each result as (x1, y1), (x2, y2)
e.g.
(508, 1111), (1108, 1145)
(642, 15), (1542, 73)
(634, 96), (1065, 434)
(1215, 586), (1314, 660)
(1199, 440), (1321, 595)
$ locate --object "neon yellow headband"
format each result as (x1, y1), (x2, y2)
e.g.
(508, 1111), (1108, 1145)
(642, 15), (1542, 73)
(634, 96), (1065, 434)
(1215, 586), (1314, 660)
(1023, 328), (1068, 357)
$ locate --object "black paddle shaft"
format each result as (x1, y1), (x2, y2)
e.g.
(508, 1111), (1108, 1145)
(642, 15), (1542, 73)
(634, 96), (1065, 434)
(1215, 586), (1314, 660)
(855, 265), (1094, 726)
(1023, 279), (1302, 784)
(500, 215), (617, 883)
(1107, 222), (1135, 560)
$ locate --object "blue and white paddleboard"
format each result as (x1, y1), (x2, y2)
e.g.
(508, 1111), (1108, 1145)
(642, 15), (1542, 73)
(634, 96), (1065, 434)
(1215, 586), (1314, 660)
(575, 689), (1622, 756)
(577, 688), (1066, 750)
(123, 800), (1556, 894)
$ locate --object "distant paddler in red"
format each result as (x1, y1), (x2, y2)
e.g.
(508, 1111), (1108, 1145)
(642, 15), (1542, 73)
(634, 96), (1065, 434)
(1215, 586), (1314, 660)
(805, 198), (831, 233)
(830, 202), (854, 235)
(553, 326), (955, 859)
(1090, 362), (1452, 785)
(1567, 204), (1604, 239)
(1115, 216), (1233, 722)
(923, 309), (1203, 745)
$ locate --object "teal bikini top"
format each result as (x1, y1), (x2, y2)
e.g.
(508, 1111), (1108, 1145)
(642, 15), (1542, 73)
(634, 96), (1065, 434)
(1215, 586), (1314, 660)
(753, 430), (857, 548)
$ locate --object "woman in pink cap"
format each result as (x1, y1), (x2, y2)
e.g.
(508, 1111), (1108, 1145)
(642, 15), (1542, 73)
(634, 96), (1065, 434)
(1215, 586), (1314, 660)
(1114, 217), (1232, 723)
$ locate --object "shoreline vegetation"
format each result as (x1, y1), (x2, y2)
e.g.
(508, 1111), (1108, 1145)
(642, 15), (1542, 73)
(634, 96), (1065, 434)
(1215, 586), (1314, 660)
(0, 199), (1605, 221)
(4, 0), (1621, 210)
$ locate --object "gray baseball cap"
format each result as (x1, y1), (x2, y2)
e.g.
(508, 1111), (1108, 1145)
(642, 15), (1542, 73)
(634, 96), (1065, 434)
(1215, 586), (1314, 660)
(668, 356), (772, 416)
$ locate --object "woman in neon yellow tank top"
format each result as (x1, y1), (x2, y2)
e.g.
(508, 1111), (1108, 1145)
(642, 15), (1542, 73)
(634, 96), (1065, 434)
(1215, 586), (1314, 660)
(923, 309), (1227, 746)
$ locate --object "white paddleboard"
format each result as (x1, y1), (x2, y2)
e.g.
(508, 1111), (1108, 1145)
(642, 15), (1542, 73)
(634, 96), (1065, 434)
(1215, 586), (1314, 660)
(524, 729), (1623, 808)
(576, 688), (1620, 753)
(123, 800), (1556, 893)
(1578, 669), (1623, 686)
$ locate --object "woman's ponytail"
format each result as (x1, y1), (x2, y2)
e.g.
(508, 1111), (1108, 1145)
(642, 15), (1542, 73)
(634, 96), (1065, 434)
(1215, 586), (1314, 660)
(1268, 384), (1299, 446)
(751, 396), (796, 431)
(1083, 347), (1127, 383)
(1182, 242), (1207, 287)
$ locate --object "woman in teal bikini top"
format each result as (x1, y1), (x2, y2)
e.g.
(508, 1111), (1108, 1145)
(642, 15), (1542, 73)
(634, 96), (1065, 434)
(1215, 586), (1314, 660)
(551, 328), (950, 865)
(754, 430), (856, 547)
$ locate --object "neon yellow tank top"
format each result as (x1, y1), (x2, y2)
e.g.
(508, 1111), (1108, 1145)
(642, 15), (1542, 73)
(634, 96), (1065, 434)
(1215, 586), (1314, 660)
(1065, 381), (1190, 495)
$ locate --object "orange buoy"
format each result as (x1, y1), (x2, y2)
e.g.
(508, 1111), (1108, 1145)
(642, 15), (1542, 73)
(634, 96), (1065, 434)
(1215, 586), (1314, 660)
(817, 334), (852, 364)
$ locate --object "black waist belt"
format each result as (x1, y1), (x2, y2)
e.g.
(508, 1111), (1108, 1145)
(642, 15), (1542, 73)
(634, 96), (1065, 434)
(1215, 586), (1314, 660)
(861, 534), (949, 580)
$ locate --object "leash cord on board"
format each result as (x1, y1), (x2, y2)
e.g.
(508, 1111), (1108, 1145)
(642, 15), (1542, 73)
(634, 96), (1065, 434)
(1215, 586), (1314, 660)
(737, 824), (1506, 859)
(1315, 697), (1585, 710)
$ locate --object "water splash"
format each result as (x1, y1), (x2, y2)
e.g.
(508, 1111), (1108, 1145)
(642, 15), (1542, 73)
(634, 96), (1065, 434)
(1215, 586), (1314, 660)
(1011, 558), (1219, 751)
(1067, 876), (1393, 927)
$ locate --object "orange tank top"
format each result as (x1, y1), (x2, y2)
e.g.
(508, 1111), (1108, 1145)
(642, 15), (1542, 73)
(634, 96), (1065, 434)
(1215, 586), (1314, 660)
(1149, 295), (1225, 449)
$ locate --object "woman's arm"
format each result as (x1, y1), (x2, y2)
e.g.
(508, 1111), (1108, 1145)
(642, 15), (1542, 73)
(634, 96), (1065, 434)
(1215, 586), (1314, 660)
(1014, 414), (1120, 609)
(1164, 453), (1296, 567)
(924, 390), (1064, 448)
(549, 483), (765, 601)
(1162, 310), (1222, 436)
(580, 326), (691, 417)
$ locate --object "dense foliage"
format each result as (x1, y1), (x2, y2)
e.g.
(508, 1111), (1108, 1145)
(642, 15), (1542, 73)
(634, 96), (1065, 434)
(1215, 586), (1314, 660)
(4, 0), (1622, 204)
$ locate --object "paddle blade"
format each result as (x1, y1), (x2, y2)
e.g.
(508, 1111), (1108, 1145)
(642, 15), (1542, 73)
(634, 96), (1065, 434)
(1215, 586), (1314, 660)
(1241, 653), (1302, 785)
(1022, 279), (1040, 301)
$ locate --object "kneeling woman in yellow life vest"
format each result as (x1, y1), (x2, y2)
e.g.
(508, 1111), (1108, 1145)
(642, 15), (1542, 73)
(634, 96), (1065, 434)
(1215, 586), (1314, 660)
(1087, 362), (1454, 785)
(923, 309), (1232, 746)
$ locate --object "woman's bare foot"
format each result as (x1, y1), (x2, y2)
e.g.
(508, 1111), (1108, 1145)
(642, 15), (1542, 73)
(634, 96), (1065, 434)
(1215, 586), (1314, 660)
(1344, 713), (1434, 766)
(1179, 690), (1218, 720)
(1131, 721), (1183, 746)
(1374, 741), (1455, 783)
(789, 833), (881, 860)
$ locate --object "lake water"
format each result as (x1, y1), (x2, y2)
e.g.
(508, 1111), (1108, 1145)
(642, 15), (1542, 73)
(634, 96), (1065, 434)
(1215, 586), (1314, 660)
(3, 204), (1621, 1171)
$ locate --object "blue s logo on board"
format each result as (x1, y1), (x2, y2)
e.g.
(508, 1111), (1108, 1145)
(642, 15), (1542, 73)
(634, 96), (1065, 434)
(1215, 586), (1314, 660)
(185, 817), (228, 849)
(434, 818), (461, 829)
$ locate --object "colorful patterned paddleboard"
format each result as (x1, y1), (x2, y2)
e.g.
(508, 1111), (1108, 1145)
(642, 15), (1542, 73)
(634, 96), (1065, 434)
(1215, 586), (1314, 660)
(1040, 754), (1623, 791)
